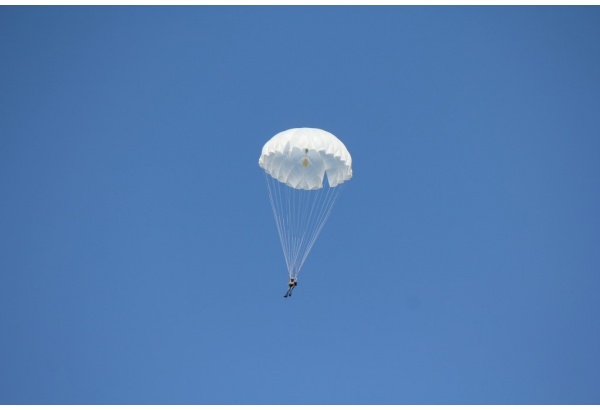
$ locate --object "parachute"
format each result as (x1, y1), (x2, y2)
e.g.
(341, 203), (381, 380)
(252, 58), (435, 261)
(259, 128), (353, 280)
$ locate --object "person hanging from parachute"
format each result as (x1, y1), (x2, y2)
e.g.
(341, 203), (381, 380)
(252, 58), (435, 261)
(283, 277), (297, 298)
(259, 127), (353, 297)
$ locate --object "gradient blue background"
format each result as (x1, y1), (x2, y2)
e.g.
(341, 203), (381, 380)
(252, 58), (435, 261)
(1, 6), (599, 404)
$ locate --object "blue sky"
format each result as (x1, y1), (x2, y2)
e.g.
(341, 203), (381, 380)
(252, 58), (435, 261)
(1, 6), (599, 404)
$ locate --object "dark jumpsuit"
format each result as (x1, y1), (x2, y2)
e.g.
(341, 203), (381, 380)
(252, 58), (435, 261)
(284, 279), (297, 298)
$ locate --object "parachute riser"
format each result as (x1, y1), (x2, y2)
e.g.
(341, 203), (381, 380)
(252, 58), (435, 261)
(264, 172), (345, 280)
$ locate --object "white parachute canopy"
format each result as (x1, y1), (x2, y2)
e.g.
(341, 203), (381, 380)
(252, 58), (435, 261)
(259, 128), (353, 280)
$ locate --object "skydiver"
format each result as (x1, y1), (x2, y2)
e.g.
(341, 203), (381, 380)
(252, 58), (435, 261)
(284, 278), (297, 298)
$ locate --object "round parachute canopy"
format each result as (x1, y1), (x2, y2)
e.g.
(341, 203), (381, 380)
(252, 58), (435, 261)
(259, 128), (352, 190)
(259, 128), (353, 280)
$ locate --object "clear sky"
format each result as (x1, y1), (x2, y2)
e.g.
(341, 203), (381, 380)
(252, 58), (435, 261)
(1, 6), (599, 405)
